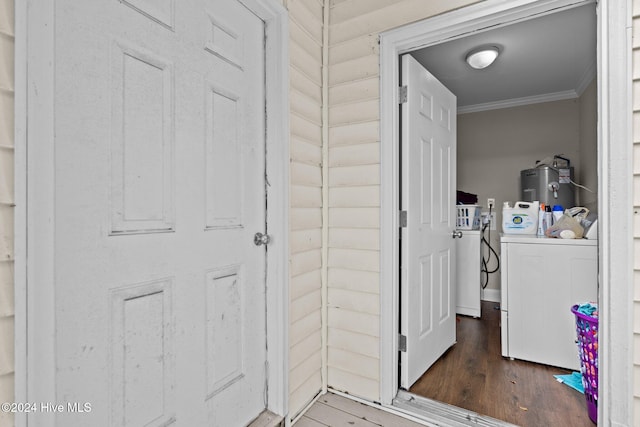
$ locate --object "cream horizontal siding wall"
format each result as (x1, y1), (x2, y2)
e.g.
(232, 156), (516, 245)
(0, 0), (13, 426)
(634, 0), (640, 423)
(326, 0), (479, 401)
(286, 0), (325, 418)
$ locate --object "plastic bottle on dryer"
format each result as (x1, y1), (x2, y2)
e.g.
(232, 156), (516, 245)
(502, 201), (539, 234)
(552, 205), (564, 223)
(544, 205), (553, 229)
(537, 203), (545, 236)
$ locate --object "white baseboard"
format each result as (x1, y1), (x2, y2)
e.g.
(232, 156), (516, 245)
(481, 288), (501, 303)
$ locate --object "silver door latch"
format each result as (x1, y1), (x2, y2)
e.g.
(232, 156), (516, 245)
(452, 230), (463, 239)
(254, 232), (271, 246)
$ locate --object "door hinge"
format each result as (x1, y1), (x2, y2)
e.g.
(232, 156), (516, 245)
(399, 210), (407, 228)
(399, 334), (407, 352)
(398, 86), (408, 103)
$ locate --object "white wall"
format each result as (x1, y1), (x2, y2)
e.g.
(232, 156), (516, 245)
(0, 1), (14, 426)
(457, 99), (584, 291)
(578, 79), (598, 212)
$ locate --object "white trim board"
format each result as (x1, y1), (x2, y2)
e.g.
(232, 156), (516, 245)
(13, 1), (27, 426)
(596, 0), (634, 424)
(379, 1), (632, 426)
(393, 390), (518, 427)
(14, 0), (290, 424)
(248, 0), (290, 417)
(481, 289), (501, 304)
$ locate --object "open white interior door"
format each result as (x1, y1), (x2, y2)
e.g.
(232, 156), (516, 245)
(400, 54), (457, 389)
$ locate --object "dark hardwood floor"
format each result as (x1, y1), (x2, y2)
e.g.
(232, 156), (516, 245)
(409, 301), (594, 427)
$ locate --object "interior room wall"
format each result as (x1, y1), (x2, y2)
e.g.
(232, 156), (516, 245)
(457, 99), (582, 292)
(578, 79), (598, 212)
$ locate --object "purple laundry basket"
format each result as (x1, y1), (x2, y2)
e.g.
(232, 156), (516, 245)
(571, 304), (598, 424)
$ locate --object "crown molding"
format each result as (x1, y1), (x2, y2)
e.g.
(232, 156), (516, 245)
(457, 89), (579, 114)
(575, 60), (597, 96)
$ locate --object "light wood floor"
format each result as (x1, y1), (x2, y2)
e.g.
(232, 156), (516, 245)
(294, 393), (425, 427)
(409, 301), (594, 426)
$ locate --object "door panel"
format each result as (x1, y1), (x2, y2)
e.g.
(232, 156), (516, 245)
(400, 54), (457, 389)
(52, 1), (266, 425)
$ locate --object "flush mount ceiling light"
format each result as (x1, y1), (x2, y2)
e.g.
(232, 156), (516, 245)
(465, 46), (500, 69)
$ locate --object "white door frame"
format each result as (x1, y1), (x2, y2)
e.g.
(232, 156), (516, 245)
(379, 1), (633, 425)
(13, 0), (290, 424)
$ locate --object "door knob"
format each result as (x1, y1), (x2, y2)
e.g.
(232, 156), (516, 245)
(452, 230), (463, 239)
(254, 232), (271, 246)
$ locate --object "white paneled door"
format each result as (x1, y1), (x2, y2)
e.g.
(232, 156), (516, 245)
(47, 1), (267, 425)
(400, 54), (457, 389)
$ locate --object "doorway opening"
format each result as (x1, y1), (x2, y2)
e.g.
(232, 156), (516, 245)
(398, 4), (597, 426)
(379, 0), (633, 426)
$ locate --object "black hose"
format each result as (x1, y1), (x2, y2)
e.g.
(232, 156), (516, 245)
(481, 205), (500, 289)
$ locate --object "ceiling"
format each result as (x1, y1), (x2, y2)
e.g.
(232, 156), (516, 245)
(409, 4), (596, 113)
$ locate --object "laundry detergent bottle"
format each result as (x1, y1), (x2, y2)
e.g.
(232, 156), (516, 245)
(502, 201), (540, 235)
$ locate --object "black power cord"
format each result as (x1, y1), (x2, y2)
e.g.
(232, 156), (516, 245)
(481, 205), (500, 289)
